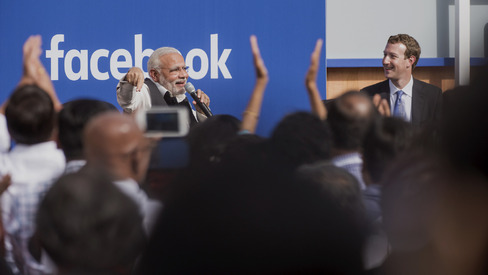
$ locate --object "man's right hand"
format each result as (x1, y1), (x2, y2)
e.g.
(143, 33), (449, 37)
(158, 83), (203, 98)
(125, 67), (145, 92)
(19, 35), (62, 111)
(305, 38), (327, 120)
(250, 35), (268, 83)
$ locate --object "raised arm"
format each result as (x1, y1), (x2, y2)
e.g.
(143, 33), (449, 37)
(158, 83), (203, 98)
(240, 35), (269, 134)
(305, 39), (327, 120)
(116, 67), (154, 114)
(1, 35), (60, 114)
(19, 35), (61, 111)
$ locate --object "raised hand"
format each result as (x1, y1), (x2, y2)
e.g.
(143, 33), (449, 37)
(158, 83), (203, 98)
(19, 35), (61, 110)
(250, 35), (268, 82)
(372, 94), (391, 117)
(240, 35), (269, 133)
(125, 67), (145, 92)
(305, 39), (327, 120)
(22, 35), (44, 81)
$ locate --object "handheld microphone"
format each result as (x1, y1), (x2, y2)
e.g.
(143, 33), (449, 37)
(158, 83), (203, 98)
(185, 82), (213, 117)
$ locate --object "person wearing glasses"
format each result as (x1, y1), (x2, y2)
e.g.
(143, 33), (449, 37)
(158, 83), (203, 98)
(116, 47), (210, 126)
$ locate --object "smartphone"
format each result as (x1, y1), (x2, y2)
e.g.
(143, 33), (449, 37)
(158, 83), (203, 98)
(136, 106), (189, 138)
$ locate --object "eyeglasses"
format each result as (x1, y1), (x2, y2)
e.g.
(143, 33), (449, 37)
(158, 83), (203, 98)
(157, 66), (189, 75)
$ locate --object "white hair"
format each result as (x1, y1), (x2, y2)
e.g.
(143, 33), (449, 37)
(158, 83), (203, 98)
(147, 47), (182, 71)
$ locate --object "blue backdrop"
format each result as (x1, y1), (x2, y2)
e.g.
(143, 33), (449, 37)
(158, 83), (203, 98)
(0, 0), (326, 136)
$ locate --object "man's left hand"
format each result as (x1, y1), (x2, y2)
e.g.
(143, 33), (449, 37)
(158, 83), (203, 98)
(193, 89), (210, 115)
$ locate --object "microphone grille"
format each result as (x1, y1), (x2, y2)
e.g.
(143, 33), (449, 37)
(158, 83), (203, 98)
(184, 82), (195, 93)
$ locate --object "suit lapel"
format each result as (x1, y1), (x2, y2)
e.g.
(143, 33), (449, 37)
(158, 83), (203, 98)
(411, 79), (425, 125)
(145, 78), (168, 106)
(379, 80), (391, 108)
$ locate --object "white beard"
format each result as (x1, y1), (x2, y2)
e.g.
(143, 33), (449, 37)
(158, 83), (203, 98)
(159, 78), (186, 96)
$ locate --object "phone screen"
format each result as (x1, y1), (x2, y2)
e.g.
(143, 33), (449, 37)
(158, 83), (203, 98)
(146, 112), (179, 132)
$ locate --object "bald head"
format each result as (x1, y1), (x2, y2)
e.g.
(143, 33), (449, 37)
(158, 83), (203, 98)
(328, 91), (377, 151)
(338, 92), (375, 118)
(84, 113), (150, 182)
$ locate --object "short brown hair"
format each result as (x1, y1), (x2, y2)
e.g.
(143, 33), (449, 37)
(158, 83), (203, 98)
(388, 34), (421, 70)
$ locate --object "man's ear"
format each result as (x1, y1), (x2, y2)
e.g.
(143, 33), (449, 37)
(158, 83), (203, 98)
(149, 69), (159, 82)
(407, 55), (416, 68)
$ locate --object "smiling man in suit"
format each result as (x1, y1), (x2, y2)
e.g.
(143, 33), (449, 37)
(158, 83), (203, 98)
(361, 34), (442, 127)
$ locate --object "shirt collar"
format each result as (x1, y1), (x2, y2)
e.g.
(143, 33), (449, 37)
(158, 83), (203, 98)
(12, 140), (59, 153)
(332, 152), (363, 166)
(389, 76), (413, 97)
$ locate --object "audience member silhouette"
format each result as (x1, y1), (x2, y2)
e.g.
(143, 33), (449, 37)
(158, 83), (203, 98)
(58, 98), (118, 174)
(327, 91), (378, 190)
(362, 116), (414, 223)
(36, 168), (146, 275)
(295, 162), (365, 225)
(186, 114), (241, 169)
(138, 157), (366, 274)
(376, 151), (488, 275)
(441, 64), (488, 178)
(0, 35), (66, 274)
(269, 111), (332, 170)
(83, 112), (162, 234)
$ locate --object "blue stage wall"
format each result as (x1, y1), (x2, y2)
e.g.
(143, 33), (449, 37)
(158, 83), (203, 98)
(0, 0), (326, 136)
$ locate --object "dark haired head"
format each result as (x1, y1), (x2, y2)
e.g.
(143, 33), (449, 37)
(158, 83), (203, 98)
(36, 167), (145, 274)
(269, 111), (331, 169)
(220, 133), (267, 167)
(295, 161), (365, 223)
(5, 85), (55, 145)
(186, 114), (241, 167)
(58, 99), (118, 161)
(381, 152), (445, 253)
(363, 116), (414, 184)
(440, 63), (488, 178)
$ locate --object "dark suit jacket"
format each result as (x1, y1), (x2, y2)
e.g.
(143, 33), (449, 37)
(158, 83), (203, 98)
(360, 79), (443, 127)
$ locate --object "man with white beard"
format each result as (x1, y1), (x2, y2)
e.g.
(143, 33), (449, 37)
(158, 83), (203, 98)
(116, 47), (210, 127)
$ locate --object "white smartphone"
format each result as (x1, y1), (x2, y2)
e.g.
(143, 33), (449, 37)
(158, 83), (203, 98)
(135, 106), (189, 138)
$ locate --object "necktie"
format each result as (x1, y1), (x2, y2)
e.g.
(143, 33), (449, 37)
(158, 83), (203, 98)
(393, 90), (406, 119)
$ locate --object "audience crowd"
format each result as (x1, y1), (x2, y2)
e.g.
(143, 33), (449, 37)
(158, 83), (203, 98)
(0, 34), (487, 275)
